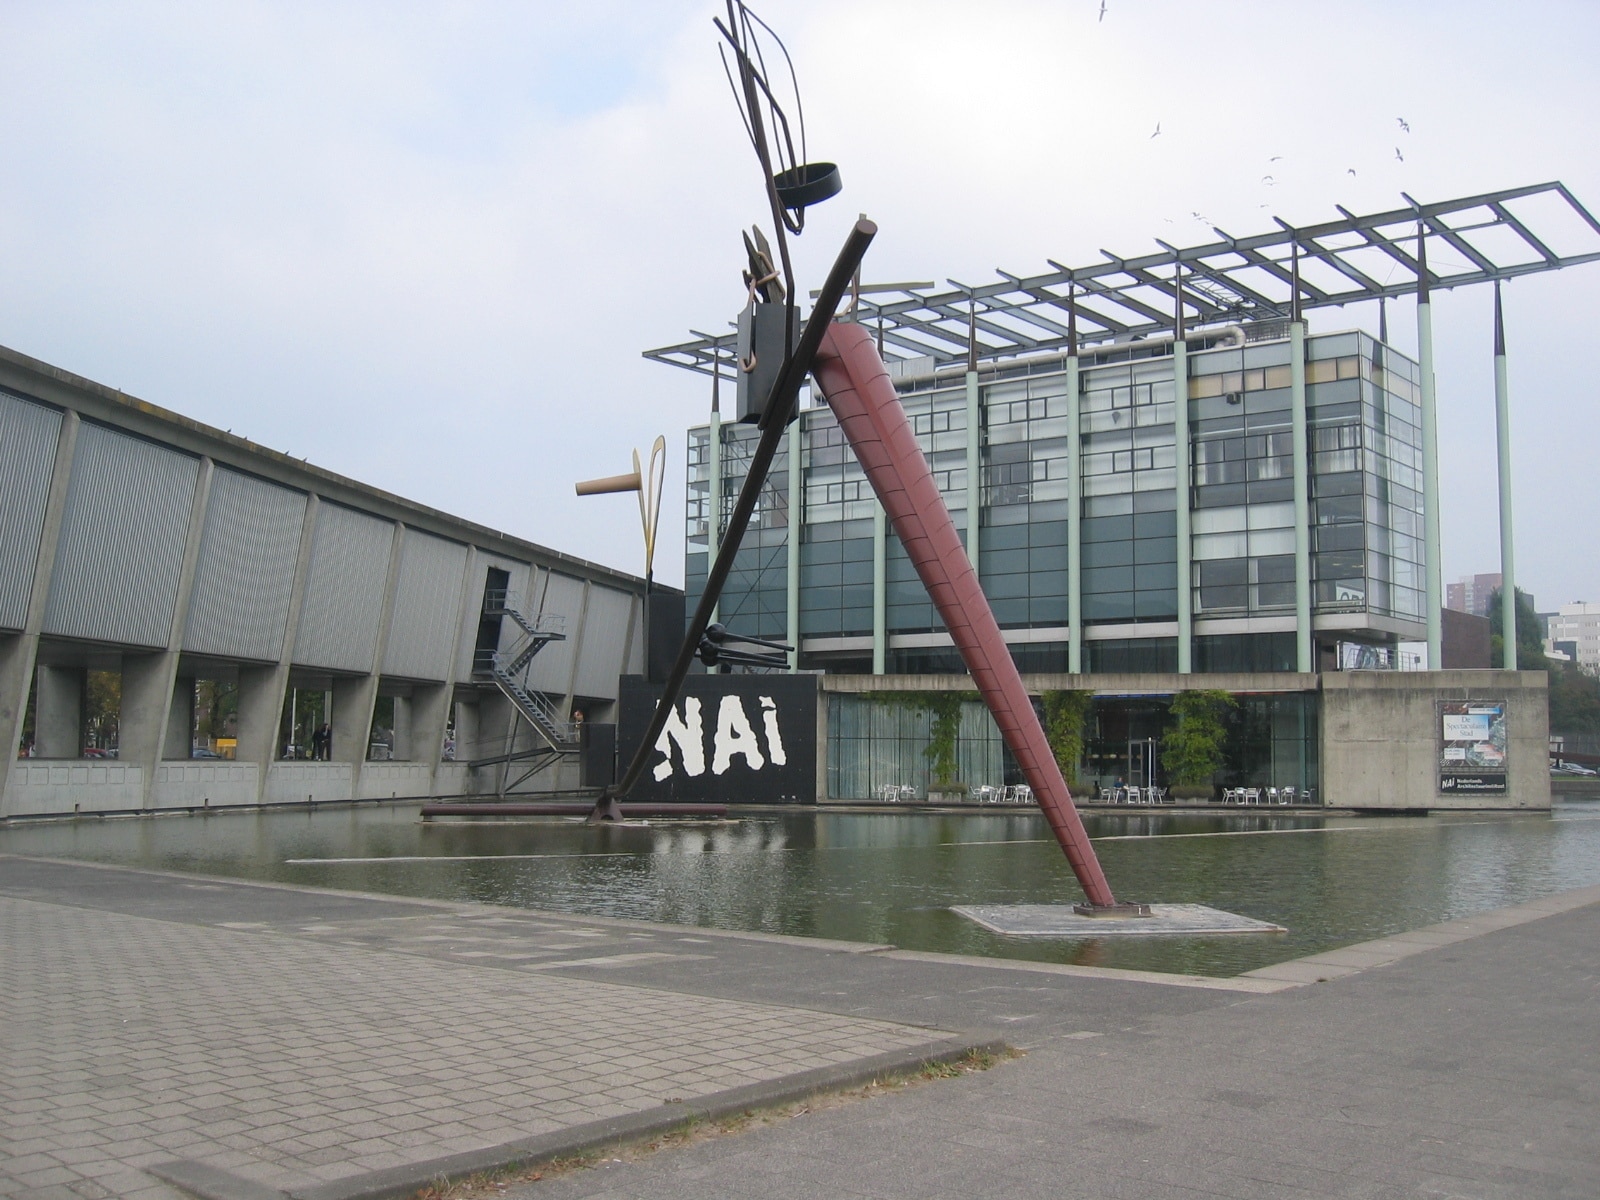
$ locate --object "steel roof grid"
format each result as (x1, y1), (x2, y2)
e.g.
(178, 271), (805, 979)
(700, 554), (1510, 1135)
(645, 181), (1600, 377)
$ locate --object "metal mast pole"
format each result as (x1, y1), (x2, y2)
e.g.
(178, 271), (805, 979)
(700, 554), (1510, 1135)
(1416, 223), (1444, 668)
(1493, 280), (1517, 669)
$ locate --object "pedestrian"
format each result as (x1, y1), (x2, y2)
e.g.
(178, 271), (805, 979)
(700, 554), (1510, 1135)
(313, 723), (331, 760)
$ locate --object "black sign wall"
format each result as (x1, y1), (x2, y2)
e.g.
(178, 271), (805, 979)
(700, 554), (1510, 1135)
(618, 674), (818, 804)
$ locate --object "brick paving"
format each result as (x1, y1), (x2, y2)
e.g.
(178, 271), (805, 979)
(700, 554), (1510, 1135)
(0, 873), (946, 1200)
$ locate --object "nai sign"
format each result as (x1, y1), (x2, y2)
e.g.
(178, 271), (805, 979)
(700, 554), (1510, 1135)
(619, 674), (818, 804)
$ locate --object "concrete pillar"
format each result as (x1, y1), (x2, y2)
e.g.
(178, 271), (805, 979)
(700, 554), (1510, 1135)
(137, 457), (212, 806)
(342, 520), (405, 788)
(120, 652), (176, 774)
(410, 684), (450, 775)
(250, 494), (319, 800)
(964, 370), (981, 566)
(786, 418), (802, 671)
(163, 677), (193, 759)
(1493, 282), (1517, 670)
(332, 674), (377, 764)
(0, 411), (77, 805)
(452, 696), (478, 762)
(34, 665), (82, 758)
(872, 499), (887, 675)
(1290, 322), (1313, 672)
(1173, 339), (1193, 674)
(1066, 355), (1083, 674)
(1416, 227), (1443, 668)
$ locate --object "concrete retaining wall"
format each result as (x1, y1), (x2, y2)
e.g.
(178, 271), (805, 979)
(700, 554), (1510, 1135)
(1320, 670), (1549, 810)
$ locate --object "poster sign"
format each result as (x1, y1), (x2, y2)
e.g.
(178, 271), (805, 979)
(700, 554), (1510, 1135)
(619, 674), (818, 804)
(1438, 699), (1507, 795)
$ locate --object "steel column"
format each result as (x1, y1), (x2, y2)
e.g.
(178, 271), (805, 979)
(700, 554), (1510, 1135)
(1174, 338), (1193, 673)
(965, 370), (981, 566)
(1066, 354), (1083, 674)
(707, 410), (723, 626)
(872, 499), (887, 674)
(1494, 282), (1517, 669)
(1417, 230), (1443, 667)
(1290, 322), (1312, 672)
(786, 417), (802, 671)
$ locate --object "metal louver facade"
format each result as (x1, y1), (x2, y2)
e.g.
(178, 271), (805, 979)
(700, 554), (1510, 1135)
(184, 467), (308, 661)
(383, 528), (469, 681)
(43, 421), (199, 647)
(293, 502), (396, 673)
(0, 391), (63, 631)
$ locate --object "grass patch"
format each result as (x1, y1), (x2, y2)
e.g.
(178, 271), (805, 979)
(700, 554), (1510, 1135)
(411, 1046), (1019, 1199)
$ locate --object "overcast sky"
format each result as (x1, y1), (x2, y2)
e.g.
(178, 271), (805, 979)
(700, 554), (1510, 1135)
(2, 1), (1597, 609)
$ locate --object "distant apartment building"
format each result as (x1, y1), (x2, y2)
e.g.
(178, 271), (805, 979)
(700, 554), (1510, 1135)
(1447, 573), (1502, 618)
(1547, 602), (1600, 671)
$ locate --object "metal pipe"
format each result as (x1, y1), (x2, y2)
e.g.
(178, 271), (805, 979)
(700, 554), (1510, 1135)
(607, 218), (878, 803)
(786, 418), (802, 671)
(886, 325), (1248, 387)
(813, 321), (1117, 907)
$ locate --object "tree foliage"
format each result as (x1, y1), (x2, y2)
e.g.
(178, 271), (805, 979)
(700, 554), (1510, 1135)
(873, 691), (973, 787)
(1486, 587), (1549, 671)
(1160, 689), (1237, 788)
(1485, 587), (1600, 735)
(1041, 690), (1093, 789)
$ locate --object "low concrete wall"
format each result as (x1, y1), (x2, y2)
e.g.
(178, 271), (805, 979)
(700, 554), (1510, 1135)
(264, 761), (355, 805)
(1321, 670), (1549, 810)
(152, 762), (261, 810)
(4, 762), (145, 815)
(357, 762), (435, 800)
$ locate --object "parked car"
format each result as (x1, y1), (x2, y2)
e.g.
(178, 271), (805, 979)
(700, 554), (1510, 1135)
(1553, 760), (1598, 776)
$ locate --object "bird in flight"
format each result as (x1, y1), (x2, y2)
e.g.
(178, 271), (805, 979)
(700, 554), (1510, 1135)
(1395, 147), (1404, 162)
(1151, 121), (1161, 138)
(1098, 0), (1107, 21)
(1269, 155), (1283, 163)
(1397, 117), (1410, 132)
(1347, 168), (1357, 177)
(1261, 175), (1276, 186)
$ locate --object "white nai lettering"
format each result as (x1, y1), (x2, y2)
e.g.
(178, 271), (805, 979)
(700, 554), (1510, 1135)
(759, 696), (787, 766)
(653, 696), (705, 780)
(712, 694), (765, 775)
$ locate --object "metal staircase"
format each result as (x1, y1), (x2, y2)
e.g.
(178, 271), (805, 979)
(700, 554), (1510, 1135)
(474, 592), (577, 758)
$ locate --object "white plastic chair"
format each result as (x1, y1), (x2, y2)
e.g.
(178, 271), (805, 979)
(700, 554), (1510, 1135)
(1244, 787), (1261, 805)
(1281, 785), (1297, 804)
(1124, 785), (1142, 805)
(1012, 784), (1033, 804)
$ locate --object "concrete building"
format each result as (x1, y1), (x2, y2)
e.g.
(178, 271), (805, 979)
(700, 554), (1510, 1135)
(1447, 572), (1502, 619)
(0, 344), (650, 819)
(1547, 602), (1600, 671)
(642, 184), (1599, 810)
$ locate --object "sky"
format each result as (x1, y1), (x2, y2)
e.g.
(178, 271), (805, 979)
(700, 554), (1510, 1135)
(2, 0), (1597, 609)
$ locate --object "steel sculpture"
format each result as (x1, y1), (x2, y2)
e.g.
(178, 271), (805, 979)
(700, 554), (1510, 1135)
(811, 323), (1119, 910)
(596, 2), (1127, 910)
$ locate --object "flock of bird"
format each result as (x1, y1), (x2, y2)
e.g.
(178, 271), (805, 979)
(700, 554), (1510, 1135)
(1101, 1), (1416, 234)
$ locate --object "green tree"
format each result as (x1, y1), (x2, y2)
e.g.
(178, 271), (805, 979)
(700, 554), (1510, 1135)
(1486, 586), (1549, 671)
(1160, 689), (1237, 790)
(874, 691), (972, 787)
(1041, 690), (1093, 790)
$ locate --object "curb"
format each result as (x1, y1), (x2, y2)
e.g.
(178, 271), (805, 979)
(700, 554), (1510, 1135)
(149, 1034), (1008, 1200)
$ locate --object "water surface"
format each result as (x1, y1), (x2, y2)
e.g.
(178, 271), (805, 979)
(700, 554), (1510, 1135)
(5, 801), (1597, 976)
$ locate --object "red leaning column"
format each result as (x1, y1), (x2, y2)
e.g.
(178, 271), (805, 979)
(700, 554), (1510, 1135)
(812, 322), (1117, 908)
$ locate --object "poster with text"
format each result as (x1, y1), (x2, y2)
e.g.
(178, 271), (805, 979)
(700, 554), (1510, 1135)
(1438, 699), (1507, 795)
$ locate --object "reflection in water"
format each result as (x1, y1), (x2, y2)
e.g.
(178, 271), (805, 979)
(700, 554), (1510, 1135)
(5, 802), (1599, 977)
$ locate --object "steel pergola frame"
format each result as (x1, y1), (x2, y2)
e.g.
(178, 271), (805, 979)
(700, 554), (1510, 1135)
(645, 181), (1600, 376)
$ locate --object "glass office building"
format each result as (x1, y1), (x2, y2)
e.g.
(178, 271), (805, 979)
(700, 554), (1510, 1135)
(684, 324), (1426, 678)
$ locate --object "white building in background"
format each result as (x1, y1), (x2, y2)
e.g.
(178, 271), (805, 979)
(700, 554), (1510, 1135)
(1547, 602), (1600, 671)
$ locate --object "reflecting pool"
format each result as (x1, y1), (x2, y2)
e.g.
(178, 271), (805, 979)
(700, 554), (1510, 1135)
(5, 801), (1598, 977)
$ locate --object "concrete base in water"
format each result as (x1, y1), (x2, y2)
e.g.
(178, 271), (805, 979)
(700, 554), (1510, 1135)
(954, 903), (1287, 937)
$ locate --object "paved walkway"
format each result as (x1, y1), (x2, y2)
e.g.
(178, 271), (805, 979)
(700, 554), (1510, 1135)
(0, 858), (958, 1200)
(4, 854), (1598, 1200)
